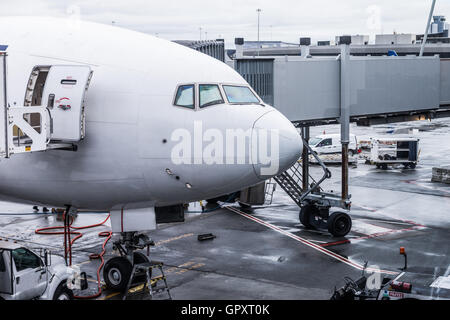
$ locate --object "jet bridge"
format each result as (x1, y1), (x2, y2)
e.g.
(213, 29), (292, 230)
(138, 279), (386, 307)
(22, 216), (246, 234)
(0, 49), (92, 158)
(235, 53), (448, 125)
(235, 45), (450, 237)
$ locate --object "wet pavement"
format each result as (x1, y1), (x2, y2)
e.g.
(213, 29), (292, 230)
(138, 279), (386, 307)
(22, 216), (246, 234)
(0, 119), (449, 300)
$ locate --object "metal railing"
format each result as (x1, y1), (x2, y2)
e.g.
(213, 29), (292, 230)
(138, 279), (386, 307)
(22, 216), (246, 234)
(274, 139), (332, 207)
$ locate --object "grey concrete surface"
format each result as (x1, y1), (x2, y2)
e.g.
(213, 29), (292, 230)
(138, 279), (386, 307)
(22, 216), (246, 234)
(0, 118), (449, 300)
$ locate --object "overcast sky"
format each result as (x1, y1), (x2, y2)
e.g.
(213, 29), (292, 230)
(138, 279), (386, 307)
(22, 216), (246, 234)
(1, 0), (450, 47)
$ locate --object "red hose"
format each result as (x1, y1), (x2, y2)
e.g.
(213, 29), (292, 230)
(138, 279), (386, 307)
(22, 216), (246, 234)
(35, 213), (112, 299)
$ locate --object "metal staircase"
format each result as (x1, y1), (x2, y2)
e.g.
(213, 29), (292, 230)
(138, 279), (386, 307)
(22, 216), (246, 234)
(273, 139), (353, 237)
(274, 139), (332, 207)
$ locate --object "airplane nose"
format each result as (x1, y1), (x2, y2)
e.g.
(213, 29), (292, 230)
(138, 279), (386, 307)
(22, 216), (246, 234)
(252, 110), (303, 179)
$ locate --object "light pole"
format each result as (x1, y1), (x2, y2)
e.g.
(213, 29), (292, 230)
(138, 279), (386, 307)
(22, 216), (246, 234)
(199, 27), (203, 40)
(257, 8), (262, 55)
(420, 0), (437, 56)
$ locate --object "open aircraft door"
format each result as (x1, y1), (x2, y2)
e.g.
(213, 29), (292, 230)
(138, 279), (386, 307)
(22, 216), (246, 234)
(0, 50), (7, 158)
(39, 65), (93, 142)
(2, 60), (93, 157)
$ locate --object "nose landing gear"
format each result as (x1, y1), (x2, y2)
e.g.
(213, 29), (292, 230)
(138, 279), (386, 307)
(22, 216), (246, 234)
(103, 232), (154, 292)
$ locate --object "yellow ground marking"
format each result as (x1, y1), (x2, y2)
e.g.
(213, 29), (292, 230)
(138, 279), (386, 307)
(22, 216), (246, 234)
(155, 233), (194, 246)
(177, 261), (196, 268)
(175, 262), (205, 275)
(101, 260), (206, 300)
(80, 233), (196, 299)
(165, 266), (178, 274)
(101, 291), (120, 300)
(100, 277), (161, 300)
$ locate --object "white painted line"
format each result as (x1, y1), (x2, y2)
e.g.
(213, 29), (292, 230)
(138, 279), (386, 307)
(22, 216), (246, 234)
(431, 276), (450, 290)
(351, 220), (393, 235)
(226, 206), (399, 276)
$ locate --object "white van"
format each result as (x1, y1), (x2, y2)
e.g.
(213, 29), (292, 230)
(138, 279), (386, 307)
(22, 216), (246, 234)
(310, 134), (360, 155)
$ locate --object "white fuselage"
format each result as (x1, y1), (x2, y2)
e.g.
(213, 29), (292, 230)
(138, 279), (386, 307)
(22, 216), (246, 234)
(0, 17), (302, 211)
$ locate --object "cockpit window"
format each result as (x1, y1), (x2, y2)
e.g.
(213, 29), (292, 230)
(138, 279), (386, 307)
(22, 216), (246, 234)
(222, 85), (260, 104)
(175, 85), (195, 109)
(199, 84), (224, 108)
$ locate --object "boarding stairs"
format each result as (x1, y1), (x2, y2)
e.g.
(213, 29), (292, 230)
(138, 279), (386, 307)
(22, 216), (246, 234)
(0, 50), (93, 158)
(274, 140), (349, 210)
(123, 261), (172, 300)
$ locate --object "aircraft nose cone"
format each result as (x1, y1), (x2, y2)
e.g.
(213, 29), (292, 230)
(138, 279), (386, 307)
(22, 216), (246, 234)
(252, 110), (303, 179)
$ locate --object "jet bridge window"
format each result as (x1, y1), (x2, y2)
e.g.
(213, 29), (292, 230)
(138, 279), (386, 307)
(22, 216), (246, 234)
(175, 85), (195, 109)
(223, 85), (260, 104)
(199, 84), (224, 108)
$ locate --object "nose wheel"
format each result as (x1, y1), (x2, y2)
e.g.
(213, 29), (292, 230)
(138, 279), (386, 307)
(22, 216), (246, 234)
(104, 252), (152, 292)
(104, 257), (132, 291)
(104, 232), (154, 292)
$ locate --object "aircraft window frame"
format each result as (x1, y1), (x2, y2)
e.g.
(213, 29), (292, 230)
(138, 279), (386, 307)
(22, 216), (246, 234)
(174, 84), (196, 110)
(221, 84), (262, 105)
(198, 84), (225, 109)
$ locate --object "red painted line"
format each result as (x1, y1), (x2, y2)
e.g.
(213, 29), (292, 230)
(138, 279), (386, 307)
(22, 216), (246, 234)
(402, 220), (425, 228)
(321, 225), (421, 247)
(225, 206), (398, 276)
(320, 218), (426, 247)
(320, 240), (351, 247)
(355, 226), (423, 240)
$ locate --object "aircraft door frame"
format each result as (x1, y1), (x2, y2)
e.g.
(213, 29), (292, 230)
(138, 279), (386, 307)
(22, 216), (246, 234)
(29, 65), (93, 142)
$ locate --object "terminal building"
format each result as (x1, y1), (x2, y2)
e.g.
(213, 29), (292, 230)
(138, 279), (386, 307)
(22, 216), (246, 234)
(239, 15), (450, 58)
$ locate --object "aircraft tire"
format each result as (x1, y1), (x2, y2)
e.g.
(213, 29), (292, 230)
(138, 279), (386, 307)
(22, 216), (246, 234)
(327, 212), (352, 237)
(104, 257), (133, 292)
(132, 252), (152, 285)
(299, 205), (316, 229)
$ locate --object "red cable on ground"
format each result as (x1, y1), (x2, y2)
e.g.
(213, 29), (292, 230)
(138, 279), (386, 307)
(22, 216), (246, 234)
(35, 213), (112, 299)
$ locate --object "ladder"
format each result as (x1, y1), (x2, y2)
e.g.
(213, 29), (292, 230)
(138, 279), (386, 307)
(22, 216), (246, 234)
(274, 138), (352, 213)
(263, 179), (277, 205)
(123, 261), (172, 300)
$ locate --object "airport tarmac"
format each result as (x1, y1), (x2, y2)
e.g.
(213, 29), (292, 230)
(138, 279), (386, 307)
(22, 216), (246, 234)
(0, 119), (449, 300)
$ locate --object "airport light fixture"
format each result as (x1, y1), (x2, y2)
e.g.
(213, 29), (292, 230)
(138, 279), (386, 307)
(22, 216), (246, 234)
(420, 0), (437, 56)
